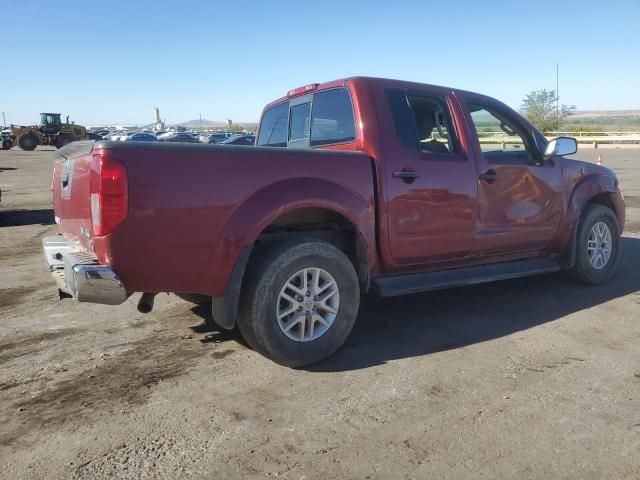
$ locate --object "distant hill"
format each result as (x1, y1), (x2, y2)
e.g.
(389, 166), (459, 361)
(564, 110), (640, 131)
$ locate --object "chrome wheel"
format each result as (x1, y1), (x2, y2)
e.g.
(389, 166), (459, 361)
(276, 267), (340, 342)
(587, 221), (612, 270)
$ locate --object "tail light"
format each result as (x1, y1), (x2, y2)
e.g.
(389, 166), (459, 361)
(90, 154), (128, 236)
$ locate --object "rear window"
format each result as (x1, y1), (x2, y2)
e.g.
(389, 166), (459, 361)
(310, 88), (355, 146)
(257, 101), (288, 147)
(257, 87), (356, 148)
(289, 103), (311, 141)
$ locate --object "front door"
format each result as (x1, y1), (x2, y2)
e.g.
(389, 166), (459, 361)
(462, 96), (565, 255)
(383, 88), (478, 268)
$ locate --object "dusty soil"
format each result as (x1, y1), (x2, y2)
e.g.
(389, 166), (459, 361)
(0, 146), (639, 479)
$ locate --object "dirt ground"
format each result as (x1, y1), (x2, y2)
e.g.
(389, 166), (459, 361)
(1, 145), (639, 480)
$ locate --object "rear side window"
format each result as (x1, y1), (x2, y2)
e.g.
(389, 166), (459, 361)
(310, 88), (355, 146)
(387, 89), (460, 156)
(387, 89), (419, 150)
(257, 101), (288, 147)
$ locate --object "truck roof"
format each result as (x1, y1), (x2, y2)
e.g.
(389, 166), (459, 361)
(263, 76), (483, 112)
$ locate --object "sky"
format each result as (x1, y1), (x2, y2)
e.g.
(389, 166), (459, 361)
(2, 0), (639, 126)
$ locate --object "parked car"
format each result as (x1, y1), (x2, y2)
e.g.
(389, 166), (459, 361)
(87, 132), (104, 141)
(121, 132), (157, 142)
(205, 132), (233, 144)
(92, 129), (111, 138)
(1, 128), (14, 150)
(103, 130), (128, 141)
(43, 76), (625, 367)
(218, 134), (255, 146)
(157, 131), (179, 140)
(157, 132), (197, 143)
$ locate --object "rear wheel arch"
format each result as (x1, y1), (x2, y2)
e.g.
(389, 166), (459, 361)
(253, 206), (371, 289)
(209, 179), (375, 330)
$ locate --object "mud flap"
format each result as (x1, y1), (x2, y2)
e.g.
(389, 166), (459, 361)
(211, 246), (252, 330)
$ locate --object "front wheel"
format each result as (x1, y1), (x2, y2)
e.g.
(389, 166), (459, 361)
(567, 204), (620, 285)
(18, 133), (38, 151)
(237, 238), (360, 367)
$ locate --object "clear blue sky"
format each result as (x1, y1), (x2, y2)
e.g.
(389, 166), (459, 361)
(3, 0), (639, 126)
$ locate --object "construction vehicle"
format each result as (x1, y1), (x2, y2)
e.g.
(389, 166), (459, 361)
(8, 113), (88, 151)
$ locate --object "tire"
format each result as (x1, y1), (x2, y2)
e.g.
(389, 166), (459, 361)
(237, 238), (360, 368)
(18, 133), (38, 151)
(1, 139), (11, 150)
(567, 204), (620, 285)
(55, 134), (74, 149)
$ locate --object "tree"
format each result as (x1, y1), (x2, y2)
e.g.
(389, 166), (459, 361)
(520, 89), (576, 133)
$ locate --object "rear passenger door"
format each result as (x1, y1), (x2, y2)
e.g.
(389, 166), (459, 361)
(382, 89), (478, 267)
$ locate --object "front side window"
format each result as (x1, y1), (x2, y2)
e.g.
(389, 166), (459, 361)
(257, 101), (288, 147)
(468, 103), (538, 164)
(310, 88), (355, 146)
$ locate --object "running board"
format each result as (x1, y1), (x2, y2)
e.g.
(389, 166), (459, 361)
(372, 258), (562, 297)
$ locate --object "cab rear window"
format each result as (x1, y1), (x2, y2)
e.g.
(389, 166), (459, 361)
(257, 87), (356, 148)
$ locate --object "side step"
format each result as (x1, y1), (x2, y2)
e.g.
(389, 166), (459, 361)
(372, 258), (562, 297)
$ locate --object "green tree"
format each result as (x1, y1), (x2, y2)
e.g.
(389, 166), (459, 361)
(520, 89), (576, 133)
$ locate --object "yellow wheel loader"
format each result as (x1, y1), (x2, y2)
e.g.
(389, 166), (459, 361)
(8, 113), (88, 151)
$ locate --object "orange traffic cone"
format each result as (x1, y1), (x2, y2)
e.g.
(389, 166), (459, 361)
(596, 154), (603, 166)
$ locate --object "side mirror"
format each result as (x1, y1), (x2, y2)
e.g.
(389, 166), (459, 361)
(544, 136), (577, 159)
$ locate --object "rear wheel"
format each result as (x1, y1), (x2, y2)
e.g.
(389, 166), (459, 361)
(568, 204), (620, 285)
(18, 133), (38, 151)
(55, 134), (74, 149)
(237, 238), (360, 367)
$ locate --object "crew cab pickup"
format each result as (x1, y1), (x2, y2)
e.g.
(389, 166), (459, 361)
(43, 77), (625, 367)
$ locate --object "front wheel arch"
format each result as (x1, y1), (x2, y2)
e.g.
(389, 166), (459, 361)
(564, 191), (620, 268)
(566, 204), (620, 284)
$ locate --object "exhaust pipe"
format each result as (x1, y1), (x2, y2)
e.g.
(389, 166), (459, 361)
(137, 292), (157, 313)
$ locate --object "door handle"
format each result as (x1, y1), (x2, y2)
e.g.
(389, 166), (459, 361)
(479, 170), (498, 184)
(393, 170), (419, 182)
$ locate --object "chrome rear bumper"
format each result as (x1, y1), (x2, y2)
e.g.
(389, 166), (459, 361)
(42, 236), (128, 305)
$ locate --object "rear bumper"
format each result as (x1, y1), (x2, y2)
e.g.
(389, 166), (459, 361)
(42, 236), (128, 305)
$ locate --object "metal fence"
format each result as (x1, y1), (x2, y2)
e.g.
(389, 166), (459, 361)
(476, 131), (640, 147)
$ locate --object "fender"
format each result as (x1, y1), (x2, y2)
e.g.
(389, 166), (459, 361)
(560, 171), (620, 267)
(208, 177), (376, 329)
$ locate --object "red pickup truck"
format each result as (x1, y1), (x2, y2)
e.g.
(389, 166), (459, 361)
(43, 77), (625, 367)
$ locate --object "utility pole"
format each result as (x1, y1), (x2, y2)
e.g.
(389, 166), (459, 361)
(1, 112), (6, 128)
(556, 64), (559, 133)
(199, 113), (202, 133)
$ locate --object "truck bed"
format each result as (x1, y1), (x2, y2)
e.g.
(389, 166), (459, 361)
(52, 140), (375, 297)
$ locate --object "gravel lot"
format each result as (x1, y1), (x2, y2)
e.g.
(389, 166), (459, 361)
(1, 146), (639, 479)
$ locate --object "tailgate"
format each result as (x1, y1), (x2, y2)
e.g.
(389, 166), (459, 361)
(52, 141), (95, 250)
